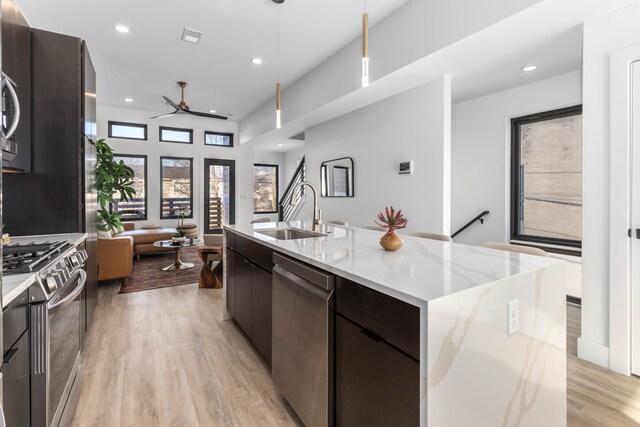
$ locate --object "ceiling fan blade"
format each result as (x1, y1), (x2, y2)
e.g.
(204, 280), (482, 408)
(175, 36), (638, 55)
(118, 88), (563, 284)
(163, 96), (181, 111)
(185, 109), (229, 120)
(149, 110), (178, 119)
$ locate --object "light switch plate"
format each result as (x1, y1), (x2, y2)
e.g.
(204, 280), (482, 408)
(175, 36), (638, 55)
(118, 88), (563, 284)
(508, 299), (519, 336)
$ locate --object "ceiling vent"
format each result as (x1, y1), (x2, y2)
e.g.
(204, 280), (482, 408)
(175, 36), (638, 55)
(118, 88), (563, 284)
(181, 28), (203, 44)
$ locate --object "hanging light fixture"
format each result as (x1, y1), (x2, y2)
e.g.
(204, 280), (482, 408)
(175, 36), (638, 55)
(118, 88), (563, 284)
(362, 0), (369, 87)
(274, 0), (284, 128)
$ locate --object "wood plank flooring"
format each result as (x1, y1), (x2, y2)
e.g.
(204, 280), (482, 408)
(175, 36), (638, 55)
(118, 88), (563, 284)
(72, 283), (640, 426)
(71, 281), (302, 427)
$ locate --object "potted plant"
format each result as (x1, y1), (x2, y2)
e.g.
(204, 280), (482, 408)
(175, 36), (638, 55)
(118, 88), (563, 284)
(172, 207), (191, 243)
(375, 206), (408, 251)
(96, 138), (136, 233)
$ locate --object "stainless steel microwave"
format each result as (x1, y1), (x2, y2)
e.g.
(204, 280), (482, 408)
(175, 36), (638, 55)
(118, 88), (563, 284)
(2, 72), (20, 163)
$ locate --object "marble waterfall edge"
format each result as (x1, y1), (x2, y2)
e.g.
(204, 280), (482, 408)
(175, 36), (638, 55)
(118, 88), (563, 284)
(423, 262), (566, 426)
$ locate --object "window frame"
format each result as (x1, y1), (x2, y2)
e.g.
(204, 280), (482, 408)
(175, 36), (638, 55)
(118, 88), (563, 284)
(204, 131), (234, 148)
(253, 163), (279, 214)
(159, 126), (194, 144)
(510, 105), (583, 254)
(204, 158), (236, 234)
(108, 121), (148, 141)
(160, 156), (194, 219)
(110, 154), (148, 221)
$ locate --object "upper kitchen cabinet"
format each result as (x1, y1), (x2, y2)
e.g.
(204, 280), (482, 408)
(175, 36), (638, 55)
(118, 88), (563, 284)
(1, 0), (31, 172)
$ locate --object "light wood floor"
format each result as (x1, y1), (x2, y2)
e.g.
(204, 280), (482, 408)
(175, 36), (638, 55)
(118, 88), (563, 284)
(71, 281), (302, 427)
(72, 283), (640, 426)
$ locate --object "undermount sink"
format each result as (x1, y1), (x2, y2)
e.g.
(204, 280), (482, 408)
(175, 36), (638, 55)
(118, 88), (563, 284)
(257, 228), (327, 240)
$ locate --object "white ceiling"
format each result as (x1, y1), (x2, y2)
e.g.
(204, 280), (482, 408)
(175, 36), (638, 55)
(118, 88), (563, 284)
(16, 0), (410, 121)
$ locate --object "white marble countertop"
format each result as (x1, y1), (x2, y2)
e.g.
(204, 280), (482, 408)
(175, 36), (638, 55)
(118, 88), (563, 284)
(226, 221), (562, 307)
(2, 233), (88, 309)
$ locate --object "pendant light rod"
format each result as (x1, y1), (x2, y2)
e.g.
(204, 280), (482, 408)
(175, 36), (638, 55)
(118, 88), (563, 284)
(361, 0), (370, 88)
(274, 0), (283, 128)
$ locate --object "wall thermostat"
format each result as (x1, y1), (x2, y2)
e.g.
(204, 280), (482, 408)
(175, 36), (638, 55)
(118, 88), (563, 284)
(399, 161), (413, 174)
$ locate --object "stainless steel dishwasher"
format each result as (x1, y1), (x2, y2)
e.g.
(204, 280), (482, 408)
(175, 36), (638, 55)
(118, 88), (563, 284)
(272, 253), (335, 427)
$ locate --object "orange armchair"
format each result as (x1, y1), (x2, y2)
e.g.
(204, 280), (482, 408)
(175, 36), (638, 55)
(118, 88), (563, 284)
(97, 235), (134, 284)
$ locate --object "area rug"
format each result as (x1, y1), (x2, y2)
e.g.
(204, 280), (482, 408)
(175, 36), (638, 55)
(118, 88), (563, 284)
(118, 246), (204, 294)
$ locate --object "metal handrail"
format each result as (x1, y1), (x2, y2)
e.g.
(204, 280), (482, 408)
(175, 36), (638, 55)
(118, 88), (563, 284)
(452, 210), (490, 238)
(278, 156), (305, 221)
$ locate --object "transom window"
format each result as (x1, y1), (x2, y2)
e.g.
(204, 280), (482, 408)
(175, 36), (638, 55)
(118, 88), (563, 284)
(511, 105), (582, 251)
(205, 131), (233, 147)
(108, 121), (147, 140)
(160, 126), (193, 144)
(160, 157), (193, 219)
(111, 155), (147, 221)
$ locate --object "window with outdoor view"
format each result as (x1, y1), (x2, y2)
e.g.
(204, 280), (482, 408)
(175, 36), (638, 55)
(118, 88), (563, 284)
(511, 106), (582, 249)
(160, 157), (193, 219)
(108, 121), (147, 140)
(111, 155), (147, 220)
(254, 164), (279, 214)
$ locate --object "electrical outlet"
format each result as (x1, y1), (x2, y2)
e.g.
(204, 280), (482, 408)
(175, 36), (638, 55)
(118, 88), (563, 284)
(508, 299), (519, 336)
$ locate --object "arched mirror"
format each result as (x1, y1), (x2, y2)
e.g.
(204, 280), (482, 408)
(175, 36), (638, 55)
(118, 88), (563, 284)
(320, 157), (354, 197)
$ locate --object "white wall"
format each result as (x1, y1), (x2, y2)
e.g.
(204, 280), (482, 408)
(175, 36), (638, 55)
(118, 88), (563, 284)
(303, 77), (451, 233)
(579, 1), (640, 369)
(97, 105), (254, 234)
(253, 149), (285, 221)
(451, 71), (582, 244)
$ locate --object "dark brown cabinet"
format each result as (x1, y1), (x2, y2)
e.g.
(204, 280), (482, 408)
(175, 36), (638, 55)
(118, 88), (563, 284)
(1, 0), (31, 172)
(336, 279), (420, 426)
(251, 266), (272, 366)
(225, 231), (273, 366)
(3, 288), (30, 427)
(233, 252), (253, 339)
(2, 28), (98, 341)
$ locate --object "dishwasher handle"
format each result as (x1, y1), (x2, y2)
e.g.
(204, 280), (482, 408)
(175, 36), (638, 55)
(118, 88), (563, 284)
(273, 264), (334, 299)
(273, 252), (334, 291)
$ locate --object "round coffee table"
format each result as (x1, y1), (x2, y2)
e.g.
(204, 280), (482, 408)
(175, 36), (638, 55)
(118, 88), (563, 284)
(153, 239), (199, 271)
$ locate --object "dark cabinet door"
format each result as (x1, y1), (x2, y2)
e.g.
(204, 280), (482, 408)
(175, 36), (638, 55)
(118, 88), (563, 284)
(225, 249), (236, 317)
(252, 266), (272, 366)
(4, 29), (83, 236)
(336, 315), (420, 427)
(3, 331), (30, 427)
(233, 252), (253, 339)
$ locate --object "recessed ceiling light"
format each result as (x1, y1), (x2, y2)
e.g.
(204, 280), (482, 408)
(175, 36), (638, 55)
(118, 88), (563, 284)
(521, 64), (538, 72)
(251, 57), (263, 65)
(181, 28), (203, 44)
(124, 98), (134, 103)
(277, 143), (283, 146)
(209, 109), (216, 113)
(114, 25), (129, 33)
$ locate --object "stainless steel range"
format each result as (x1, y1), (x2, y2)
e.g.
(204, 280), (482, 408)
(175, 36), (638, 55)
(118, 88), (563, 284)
(4, 240), (87, 427)
(3, 241), (71, 276)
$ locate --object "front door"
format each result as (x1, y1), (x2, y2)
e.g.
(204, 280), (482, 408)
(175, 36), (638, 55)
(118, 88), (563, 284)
(204, 159), (235, 234)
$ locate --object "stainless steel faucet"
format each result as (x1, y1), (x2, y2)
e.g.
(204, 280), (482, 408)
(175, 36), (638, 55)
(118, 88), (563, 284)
(290, 181), (322, 231)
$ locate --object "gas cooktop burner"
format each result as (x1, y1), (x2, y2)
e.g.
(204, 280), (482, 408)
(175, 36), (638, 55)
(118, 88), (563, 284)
(3, 240), (70, 275)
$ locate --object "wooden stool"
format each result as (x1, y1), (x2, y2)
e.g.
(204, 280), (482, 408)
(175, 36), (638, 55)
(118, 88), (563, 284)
(198, 246), (223, 289)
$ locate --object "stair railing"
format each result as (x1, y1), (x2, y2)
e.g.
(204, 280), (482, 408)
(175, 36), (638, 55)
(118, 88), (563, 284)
(278, 156), (305, 221)
(451, 210), (490, 239)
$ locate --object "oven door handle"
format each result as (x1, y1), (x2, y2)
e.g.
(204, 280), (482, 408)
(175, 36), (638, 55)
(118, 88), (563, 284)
(47, 269), (86, 311)
(1, 73), (20, 140)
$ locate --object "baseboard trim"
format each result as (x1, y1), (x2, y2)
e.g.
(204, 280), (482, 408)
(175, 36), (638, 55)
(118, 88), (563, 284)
(577, 337), (610, 368)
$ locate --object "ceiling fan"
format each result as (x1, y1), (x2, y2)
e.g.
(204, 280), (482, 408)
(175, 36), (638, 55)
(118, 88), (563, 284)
(150, 81), (228, 120)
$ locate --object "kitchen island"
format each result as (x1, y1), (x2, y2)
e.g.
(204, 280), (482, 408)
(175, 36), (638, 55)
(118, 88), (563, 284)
(224, 220), (566, 427)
